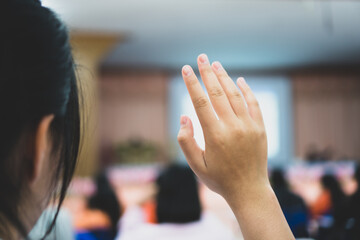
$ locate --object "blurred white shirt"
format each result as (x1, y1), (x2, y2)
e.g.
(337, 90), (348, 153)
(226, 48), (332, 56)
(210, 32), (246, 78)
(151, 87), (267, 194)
(28, 208), (74, 240)
(116, 206), (237, 240)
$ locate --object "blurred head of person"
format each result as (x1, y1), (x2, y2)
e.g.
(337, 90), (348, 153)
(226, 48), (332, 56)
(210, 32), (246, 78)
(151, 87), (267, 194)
(88, 172), (122, 238)
(0, 0), (81, 238)
(270, 168), (288, 189)
(156, 164), (201, 224)
(354, 164), (360, 185)
(270, 169), (309, 238)
(321, 174), (345, 209)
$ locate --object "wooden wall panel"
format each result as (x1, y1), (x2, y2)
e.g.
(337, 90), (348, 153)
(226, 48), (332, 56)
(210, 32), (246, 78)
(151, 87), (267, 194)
(99, 72), (169, 164)
(292, 72), (360, 160)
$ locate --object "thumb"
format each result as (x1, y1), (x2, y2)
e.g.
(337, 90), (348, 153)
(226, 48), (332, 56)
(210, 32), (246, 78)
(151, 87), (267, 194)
(177, 115), (205, 172)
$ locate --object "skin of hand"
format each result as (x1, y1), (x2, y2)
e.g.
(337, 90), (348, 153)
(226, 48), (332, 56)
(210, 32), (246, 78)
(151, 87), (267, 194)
(177, 54), (294, 240)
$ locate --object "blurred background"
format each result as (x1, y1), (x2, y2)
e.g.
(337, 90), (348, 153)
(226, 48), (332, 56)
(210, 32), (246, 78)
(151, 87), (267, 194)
(34, 0), (360, 239)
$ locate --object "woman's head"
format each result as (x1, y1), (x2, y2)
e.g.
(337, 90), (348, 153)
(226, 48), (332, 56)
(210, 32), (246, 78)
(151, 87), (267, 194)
(320, 174), (345, 208)
(0, 0), (81, 238)
(156, 164), (201, 224)
(321, 174), (341, 191)
(88, 172), (122, 238)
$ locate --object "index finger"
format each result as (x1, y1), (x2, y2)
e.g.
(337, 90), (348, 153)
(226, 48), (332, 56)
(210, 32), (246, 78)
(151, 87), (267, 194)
(197, 54), (235, 119)
(182, 65), (218, 129)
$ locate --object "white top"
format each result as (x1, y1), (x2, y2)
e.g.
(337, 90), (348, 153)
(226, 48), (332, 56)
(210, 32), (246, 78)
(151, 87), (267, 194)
(116, 206), (237, 240)
(28, 208), (74, 240)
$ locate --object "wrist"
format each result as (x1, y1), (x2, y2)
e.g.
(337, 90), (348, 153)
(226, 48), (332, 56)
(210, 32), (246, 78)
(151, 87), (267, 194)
(224, 180), (275, 212)
(222, 181), (295, 240)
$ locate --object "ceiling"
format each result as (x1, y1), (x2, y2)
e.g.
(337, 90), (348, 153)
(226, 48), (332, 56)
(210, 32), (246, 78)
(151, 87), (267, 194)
(43, 0), (360, 70)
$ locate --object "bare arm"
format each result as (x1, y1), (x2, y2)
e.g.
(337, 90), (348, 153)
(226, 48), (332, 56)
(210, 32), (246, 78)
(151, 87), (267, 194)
(177, 54), (294, 240)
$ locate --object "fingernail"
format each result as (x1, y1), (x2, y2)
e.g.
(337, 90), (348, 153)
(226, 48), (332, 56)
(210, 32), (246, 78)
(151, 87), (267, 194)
(212, 61), (222, 71)
(199, 54), (209, 64)
(182, 65), (192, 77)
(238, 77), (246, 86)
(180, 115), (188, 127)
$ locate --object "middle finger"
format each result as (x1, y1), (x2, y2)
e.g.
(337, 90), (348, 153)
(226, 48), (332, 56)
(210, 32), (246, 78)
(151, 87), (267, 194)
(197, 54), (235, 120)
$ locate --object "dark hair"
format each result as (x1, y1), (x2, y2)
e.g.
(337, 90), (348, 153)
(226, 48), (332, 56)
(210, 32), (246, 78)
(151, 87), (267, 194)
(321, 174), (346, 211)
(0, 0), (81, 238)
(156, 164), (201, 224)
(88, 172), (122, 238)
(270, 168), (288, 189)
(354, 164), (360, 184)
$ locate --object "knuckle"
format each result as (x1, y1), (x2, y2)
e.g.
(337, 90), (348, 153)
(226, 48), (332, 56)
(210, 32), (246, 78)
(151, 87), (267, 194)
(249, 98), (260, 107)
(211, 134), (225, 146)
(193, 96), (209, 109)
(208, 87), (225, 98)
(251, 126), (265, 138)
(177, 132), (188, 143)
(217, 71), (228, 79)
(231, 90), (243, 99)
(233, 125), (245, 137)
(187, 77), (198, 87)
(208, 128), (226, 146)
(200, 66), (213, 75)
(258, 128), (266, 138)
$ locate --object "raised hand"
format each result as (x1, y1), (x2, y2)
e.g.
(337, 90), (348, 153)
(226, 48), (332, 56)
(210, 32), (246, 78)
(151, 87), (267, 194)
(177, 54), (294, 240)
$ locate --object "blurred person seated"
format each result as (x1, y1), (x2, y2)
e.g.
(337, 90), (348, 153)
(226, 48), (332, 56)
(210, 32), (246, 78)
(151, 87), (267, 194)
(116, 164), (236, 240)
(305, 145), (334, 162)
(312, 174), (347, 240)
(305, 144), (322, 162)
(270, 169), (309, 238)
(343, 164), (360, 239)
(76, 172), (122, 240)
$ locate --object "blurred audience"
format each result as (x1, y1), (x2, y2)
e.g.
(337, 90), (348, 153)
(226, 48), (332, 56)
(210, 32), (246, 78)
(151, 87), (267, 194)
(270, 168), (309, 238)
(305, 144), (335, 162)
(343, 165), (360, 239)
(76, 172), (122, 240)
(313, 174), (347, 240)
(155, 164), (200, 224)
(116, 164), (236, 240)
(64, 162), (360, 240)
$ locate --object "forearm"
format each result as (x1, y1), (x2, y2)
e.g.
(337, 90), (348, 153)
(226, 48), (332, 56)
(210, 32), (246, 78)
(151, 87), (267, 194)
(226, 184), (295, 240)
